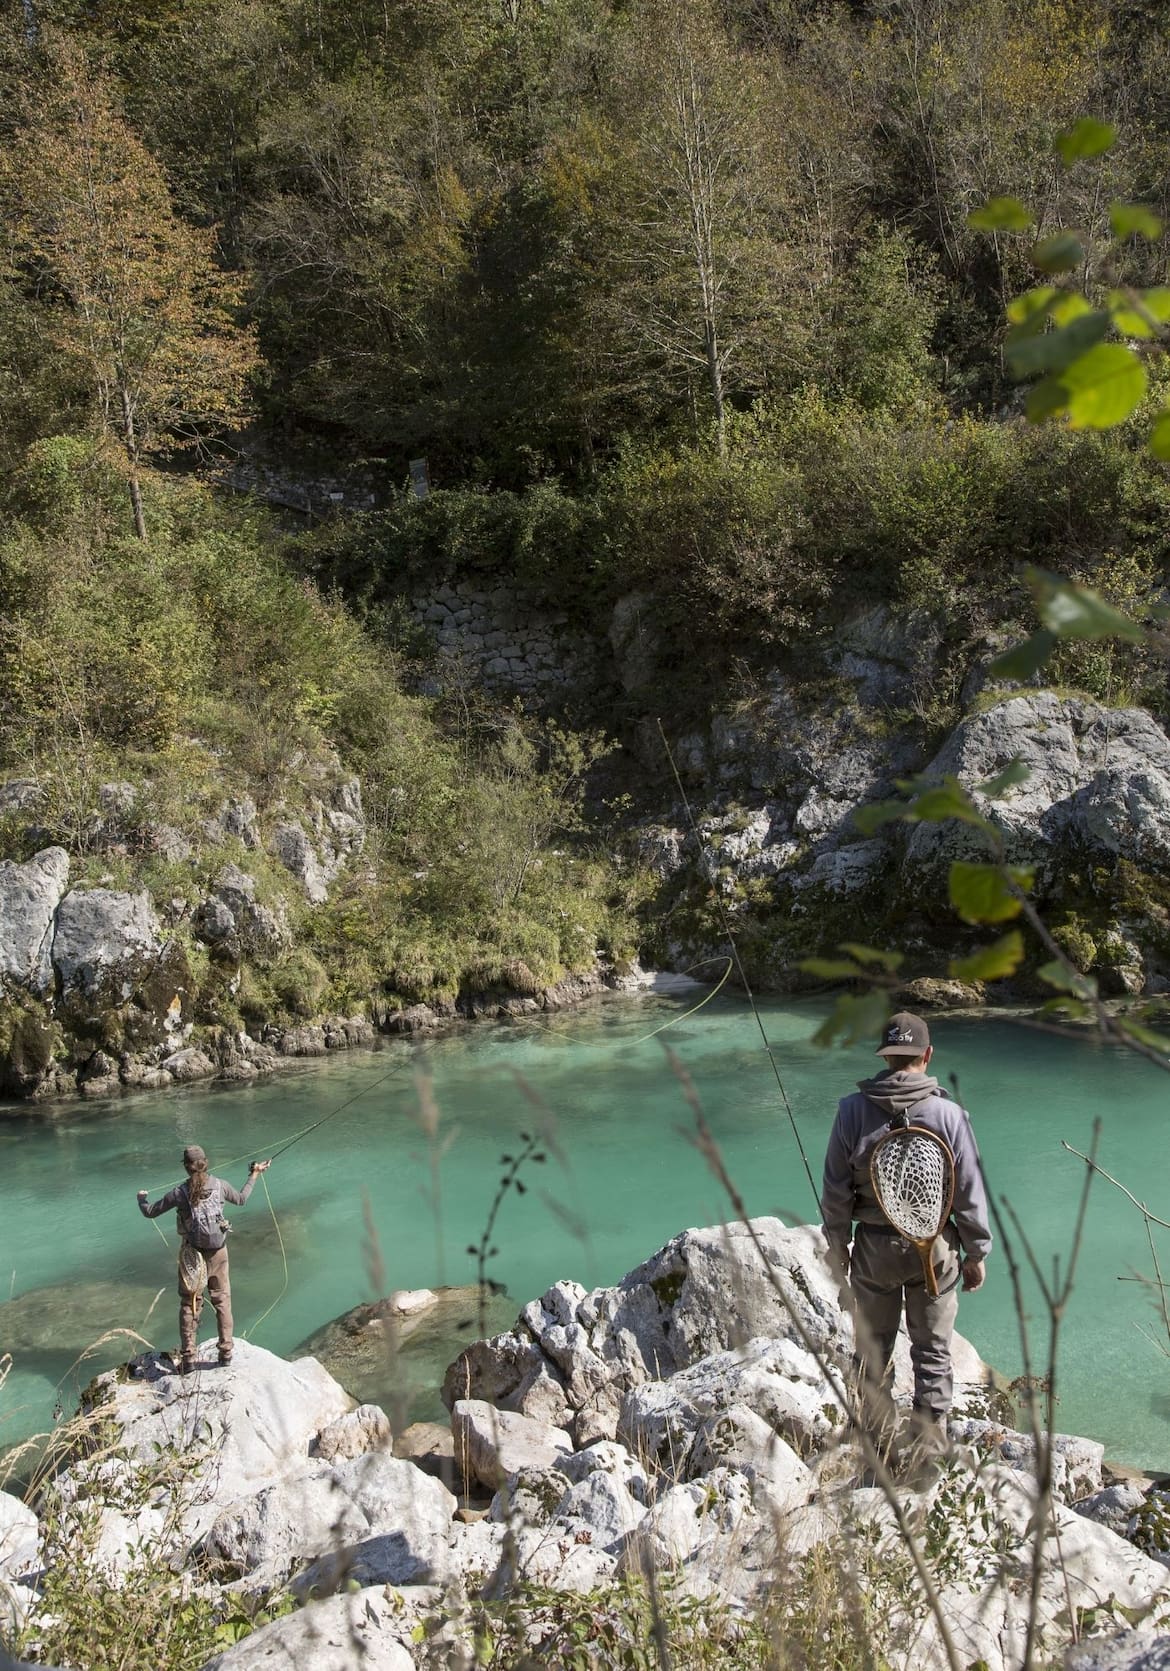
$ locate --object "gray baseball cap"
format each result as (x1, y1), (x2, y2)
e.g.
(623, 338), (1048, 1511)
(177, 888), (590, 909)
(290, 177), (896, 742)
(876, 1011), (931, 1058)
(182, 1144), (207, 1167)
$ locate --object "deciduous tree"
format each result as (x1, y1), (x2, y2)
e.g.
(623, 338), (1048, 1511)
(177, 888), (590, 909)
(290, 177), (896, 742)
(2, 41), (256, 537)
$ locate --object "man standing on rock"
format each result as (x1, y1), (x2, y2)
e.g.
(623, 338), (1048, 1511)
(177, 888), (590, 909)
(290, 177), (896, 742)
(820, 1011), (991, 1467)
(137, 1145), (270, 1374)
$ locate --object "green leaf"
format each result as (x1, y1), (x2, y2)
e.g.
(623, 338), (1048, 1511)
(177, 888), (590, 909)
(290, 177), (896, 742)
(949, 861), (1033, 924)
(852, 799), (910, 837)
(1108, 292), (1156, 339)
(1032, 231), (1085, 274)
(1024, 566), (1146, 642)
(1026, 345), (1149, 428)
(978, 759), (1031, 798)
(1060, 343), (1148, 429)
(1150, 411), (1170, 460)
(812, 989), (890, 1051)
(987, 628), (1058, 683)
(854, 775), (995, 837)
(1139, 286), (1170, 323)
(1049, 291), (1094, 325)
(1055, 117), (1117, 166)
(1026, 378), (1074, 422)
(839, 942), (903, 971)
(1116, 1017), (1170, 1055)
(968, 196), (1034, 232)
(1005, 312), (1110, 377)
(1006, 286), (1058, 325)
(799, 957), (866, 980)
(949, 931), (1026, 982)
(1036, 995), (1091, 1021)
(909, 779), (995, 831)
(1110, 202), (1163, 241)
(1037, 960), (1098, 1000)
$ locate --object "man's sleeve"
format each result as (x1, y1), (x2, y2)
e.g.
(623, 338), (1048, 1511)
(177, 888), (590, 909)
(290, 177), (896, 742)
(222, 1174), (255, 1207)
(140, 1185), (183, 1219)
(820, 1102), (856, 1266)
(949, 1110), (993, 1261)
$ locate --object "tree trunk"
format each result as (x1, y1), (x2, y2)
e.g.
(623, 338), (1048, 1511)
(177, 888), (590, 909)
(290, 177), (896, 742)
(119, 384), (147, 540)
(705, 316), (726, 457)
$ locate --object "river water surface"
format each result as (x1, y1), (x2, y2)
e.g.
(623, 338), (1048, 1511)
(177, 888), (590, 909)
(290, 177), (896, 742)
(3, 993), (1169, 1468)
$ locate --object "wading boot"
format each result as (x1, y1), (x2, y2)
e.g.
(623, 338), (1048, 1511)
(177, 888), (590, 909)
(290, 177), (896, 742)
(217, 1349), (232, 1368)
(898, 1413), (948, 1489)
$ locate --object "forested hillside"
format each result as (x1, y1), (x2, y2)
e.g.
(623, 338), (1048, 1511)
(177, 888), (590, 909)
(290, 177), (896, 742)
(3, 0), (1170, 1096)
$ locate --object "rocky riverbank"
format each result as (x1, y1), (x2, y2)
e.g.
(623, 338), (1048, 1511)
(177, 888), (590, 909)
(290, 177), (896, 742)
(3, 1219), (1170, 1671)
(6, 601), (1170, 1106)
(0, 817), (683, 1108)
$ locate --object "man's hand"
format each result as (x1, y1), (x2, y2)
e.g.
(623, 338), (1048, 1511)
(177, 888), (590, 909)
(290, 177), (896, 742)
(137, 1189), (149, 1203)
(961, 1258), (985, 1292)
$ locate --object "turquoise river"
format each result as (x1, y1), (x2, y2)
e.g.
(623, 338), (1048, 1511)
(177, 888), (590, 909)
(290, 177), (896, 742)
(2, 992), (1169, 1470)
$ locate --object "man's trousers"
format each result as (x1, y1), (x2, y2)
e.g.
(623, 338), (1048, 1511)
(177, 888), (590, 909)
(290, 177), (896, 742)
(848, 1221), (960, 1436)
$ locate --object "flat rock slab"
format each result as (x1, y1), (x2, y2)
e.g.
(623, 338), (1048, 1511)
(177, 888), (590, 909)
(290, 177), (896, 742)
(201, 1587), (417, 1671)
(72, 1341), (353, 1547)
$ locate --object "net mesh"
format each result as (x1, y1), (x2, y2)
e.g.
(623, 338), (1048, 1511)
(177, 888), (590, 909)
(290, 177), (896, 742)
(871, 1129), (951, 1241)
(178, 1242), (208, 1297)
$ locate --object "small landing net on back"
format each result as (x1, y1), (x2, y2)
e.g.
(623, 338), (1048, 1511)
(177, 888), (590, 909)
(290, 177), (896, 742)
(178, 1242), (208, 1299)
(870, 1126), (956, 1297)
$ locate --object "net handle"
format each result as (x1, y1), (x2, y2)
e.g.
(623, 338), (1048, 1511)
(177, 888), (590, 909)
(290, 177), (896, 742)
(869, 1124), (957, 1299)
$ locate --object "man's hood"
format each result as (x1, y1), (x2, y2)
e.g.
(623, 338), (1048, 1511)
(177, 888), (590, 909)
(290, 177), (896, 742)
(857, 1069), (940, 1122)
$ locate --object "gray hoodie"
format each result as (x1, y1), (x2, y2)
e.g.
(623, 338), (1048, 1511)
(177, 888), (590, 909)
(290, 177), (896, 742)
(820, 1069), (992, 1266)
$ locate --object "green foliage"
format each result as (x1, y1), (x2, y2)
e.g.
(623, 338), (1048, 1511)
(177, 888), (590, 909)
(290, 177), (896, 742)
(948, 861), (1033, 925)
(971, 119), (1170, 452)
(949, 930), (1025, 982)
(1051, 918), (1099, 975)
(18, 1460), (221, 1671)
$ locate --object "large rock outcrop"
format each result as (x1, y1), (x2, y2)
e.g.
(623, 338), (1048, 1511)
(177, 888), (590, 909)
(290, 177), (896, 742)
(0, 848), (69, 996)
(907, 695), (1170, 882)
(12, 1220), (1170, 1671)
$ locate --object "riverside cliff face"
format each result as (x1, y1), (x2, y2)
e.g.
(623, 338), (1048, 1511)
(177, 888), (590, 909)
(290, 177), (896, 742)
(4, 594), (1170, 1101)
(4, 1219), (1169, 1671)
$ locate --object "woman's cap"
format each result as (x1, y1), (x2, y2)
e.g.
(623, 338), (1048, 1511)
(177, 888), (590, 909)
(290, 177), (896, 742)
(876, 1011), (931, 1057)
(182, 1144), (208, 1167)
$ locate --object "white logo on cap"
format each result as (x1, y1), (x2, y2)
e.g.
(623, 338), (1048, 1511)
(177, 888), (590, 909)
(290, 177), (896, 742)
(887, 1028), (915, 1043)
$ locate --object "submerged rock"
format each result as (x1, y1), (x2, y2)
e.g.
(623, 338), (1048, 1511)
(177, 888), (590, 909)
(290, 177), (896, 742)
(300, 1286), (515, 1426)
(0, 1281), (168, 1356)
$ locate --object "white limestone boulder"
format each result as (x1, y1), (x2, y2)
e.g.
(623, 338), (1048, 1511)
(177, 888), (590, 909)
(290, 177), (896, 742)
(618, 1335), (843, 1475)
(313, 1404), (393, 1463)
(0, 847), (68, 995)
(1074, 1484), (1149, 1542)
(0, 1490), (38, 1586)
(560, 1440), (651, 1504)
(546, 1470), (646, 1554)
(64, 1342), (353, 1550)
(451, 1399), (573, 1492)
(1066, 1631), (1170, 1670)
(618, 1466), (761, 1592)
(203, 1451), (454, 1589)
(51, 888), (161, 1000)
(950, 1418), (1104, 1504)
(686, 1404), (814, 1514)
(199, 1587), (418, 1671)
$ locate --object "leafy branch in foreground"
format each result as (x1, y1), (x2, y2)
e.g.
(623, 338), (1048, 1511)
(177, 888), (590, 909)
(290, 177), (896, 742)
(969, 116), (1170, 455)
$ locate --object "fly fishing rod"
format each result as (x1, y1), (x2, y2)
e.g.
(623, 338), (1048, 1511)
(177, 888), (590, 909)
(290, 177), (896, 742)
(656, 718), (819, 1211)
